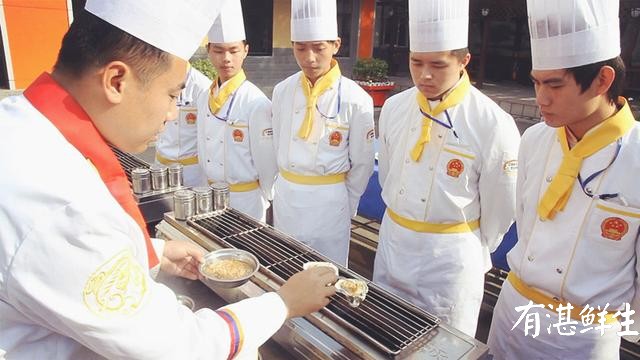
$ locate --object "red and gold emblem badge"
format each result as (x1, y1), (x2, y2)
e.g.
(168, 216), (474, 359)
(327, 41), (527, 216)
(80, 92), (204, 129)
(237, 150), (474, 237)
(185, 112), (197, 125)
(446, 159), (464, 178)
(232, 129), (244, 142)
(601, 217), (628, 241)
(329, 131), (342, 147)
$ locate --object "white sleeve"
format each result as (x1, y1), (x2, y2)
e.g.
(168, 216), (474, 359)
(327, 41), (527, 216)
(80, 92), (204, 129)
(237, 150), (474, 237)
(196, 90), (209, 179)
(478, 114), (520, 252)
(148, 237), (166, 279)
(271, 83), (283, 160)
(346, 97), (375, 217)
(377, 102), (391, 188)
(248, 95), (278, 200)
(7, 202), (287, 359)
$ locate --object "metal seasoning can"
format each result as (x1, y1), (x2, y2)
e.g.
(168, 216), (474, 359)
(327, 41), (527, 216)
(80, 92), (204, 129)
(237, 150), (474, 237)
(149, 164), (169, 190)
(193, 186), (213, 214)
(173, 189), (195, 220)
(210, 182), (230, 210)
(131, 168), (151, 194)
(168, 163), (184, 188)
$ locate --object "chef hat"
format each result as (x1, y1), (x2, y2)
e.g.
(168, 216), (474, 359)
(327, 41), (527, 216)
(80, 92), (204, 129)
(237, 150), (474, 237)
(208, 0), (246, 43)
(527, 0), (620, 70)
(409, 0), (469, 52)
(85, 0), (221, 61)
(291, 0), (338, 42)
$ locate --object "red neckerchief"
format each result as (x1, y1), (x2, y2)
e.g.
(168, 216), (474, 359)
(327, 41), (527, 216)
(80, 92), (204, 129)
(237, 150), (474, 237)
(23, 73), (160, 268)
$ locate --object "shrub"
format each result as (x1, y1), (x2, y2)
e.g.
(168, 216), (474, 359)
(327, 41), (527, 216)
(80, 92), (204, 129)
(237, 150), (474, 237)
(352, 58), (390, 83)
(190, 58), (217, 80)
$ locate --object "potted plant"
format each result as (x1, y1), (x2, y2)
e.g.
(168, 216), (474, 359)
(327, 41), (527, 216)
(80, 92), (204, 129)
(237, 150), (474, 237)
(352, 58), (396, 107)
(190, 58), (217, 80)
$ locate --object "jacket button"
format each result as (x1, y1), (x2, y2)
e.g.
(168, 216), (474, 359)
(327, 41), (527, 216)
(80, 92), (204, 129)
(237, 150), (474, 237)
(421, 198), (426, 202)
(539, 217), (546, 222)
(527, 255), (534, 262)
(556, 268), (563, 274)
(553, 296), (560, 302)
(438, 134), (443, 138)
(405, 159), (410, 164)
(399, 189), (405, 195)
(428, 166), (434, 171)
(585, 187), (593, 195)
(546, 176), (553, 183)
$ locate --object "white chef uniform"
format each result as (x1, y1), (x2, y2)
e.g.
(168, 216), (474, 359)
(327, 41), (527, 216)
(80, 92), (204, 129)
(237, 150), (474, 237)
(271, 0), (375, 266)
(372, 0), (520, 337)
(155, 67), (211, 187)
(488, 1), (637, 359)
(197, 0), (276, 222)
(0, 1), (289, 359)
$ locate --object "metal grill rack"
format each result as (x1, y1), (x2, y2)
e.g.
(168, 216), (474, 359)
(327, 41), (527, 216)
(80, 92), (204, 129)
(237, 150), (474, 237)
(188, 209), (440, 358)
(109, 145), (150, 183)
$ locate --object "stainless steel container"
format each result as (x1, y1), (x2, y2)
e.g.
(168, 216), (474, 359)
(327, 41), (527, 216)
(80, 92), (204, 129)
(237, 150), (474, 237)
(149, 164), (169, 190)
(210, 182), (230, 210)
(173, 189), (195, 220)
(131, 168), (151, 194)
(193, 187), (213, 215)
(168, 163), (184, 188)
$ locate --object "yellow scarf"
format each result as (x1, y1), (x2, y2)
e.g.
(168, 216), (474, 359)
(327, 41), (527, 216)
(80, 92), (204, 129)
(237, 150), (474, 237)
(297, 59), (341, 140)
(208, 69), (246, 115)
(537, 97), (635, 220)
(410, 71), (471, 161)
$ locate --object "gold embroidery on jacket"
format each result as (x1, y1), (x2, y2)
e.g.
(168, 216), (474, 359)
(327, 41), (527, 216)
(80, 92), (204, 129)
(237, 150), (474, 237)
(83, 249), (147, 316)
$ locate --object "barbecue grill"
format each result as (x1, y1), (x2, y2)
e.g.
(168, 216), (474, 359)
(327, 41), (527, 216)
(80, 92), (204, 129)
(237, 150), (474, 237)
(157, 209), (490, 359)
(110, 145), (184, 225)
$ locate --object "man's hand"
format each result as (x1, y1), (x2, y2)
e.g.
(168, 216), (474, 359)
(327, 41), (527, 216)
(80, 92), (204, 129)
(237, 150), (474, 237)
(277, 267), (338, 319)
(160, 241), (205, 280)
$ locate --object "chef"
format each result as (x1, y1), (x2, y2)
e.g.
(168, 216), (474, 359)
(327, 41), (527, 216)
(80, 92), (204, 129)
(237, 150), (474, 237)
(271, 0), (375, 266)
(372, 0), (520, 337)
(0, 1), (336, 359)
(197, 0), (276, 222)
(488, 1), (640, 358)
(155, 64), (211, 187)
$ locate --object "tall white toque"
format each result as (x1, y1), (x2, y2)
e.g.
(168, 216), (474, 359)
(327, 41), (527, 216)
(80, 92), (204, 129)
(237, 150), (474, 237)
(527, 0), (620, 70)
(85, 0), (222, 61)
(208, 0), (246, 43)
(409, 0), (469, 52)
(291, 0), (338, 42)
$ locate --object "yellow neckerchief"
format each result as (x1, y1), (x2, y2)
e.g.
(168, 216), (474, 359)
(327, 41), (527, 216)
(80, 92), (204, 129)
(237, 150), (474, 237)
(537, 97), (635, 220)
(208, 69), (246, 115)
(410, 70), (471, 161)
(297, 59), (341, 140)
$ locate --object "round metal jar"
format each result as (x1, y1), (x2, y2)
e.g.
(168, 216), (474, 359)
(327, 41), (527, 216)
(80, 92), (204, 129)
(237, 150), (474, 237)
(168, 163), (184, 188)
(149, 164), (169, 190)
(173, 189), (195, 220)
(193, 186), (213, 214)
(131, 168), (151, 194)
(210, 182), (230, 210)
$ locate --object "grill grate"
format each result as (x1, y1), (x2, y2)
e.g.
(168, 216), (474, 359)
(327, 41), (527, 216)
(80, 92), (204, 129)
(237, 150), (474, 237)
(109, 145), (150, 183)
(188, 209), (440, 358)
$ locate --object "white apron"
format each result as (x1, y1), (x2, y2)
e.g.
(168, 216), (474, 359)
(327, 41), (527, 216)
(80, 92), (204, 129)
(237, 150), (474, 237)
(373, 212), (485, 336)
(231, 188), (269, 223)
(488, 281), (621, 360)
(273, 177), (351, 266)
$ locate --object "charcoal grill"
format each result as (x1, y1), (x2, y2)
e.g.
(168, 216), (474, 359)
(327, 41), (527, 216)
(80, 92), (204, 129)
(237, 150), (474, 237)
(157, 209), (490, 359)
(110, 145), (184, 225)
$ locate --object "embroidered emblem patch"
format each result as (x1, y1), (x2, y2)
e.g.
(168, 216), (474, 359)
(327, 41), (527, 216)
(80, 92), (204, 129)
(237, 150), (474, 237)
(185, 112), (197, 125)
(366, 129), (375, 143)
(601, 217), (628, 241)
(83, 249), (147, 317)
(232, 129), (244, 142)
(503, 159), (518, 174)
(446, 159), (464, 178)
(262, 128), (273, 137)
(329, 131), (342, 146)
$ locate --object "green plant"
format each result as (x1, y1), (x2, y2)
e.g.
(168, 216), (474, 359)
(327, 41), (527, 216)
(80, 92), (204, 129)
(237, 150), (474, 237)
(352, 58), (390, 83)
(190, 58), (217, 80)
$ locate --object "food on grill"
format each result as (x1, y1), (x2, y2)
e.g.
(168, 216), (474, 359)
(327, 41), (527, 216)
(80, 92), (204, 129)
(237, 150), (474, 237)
(202, 259), (254, 280)
(335, 278), (369, 308)
(303, 261), (339, 275)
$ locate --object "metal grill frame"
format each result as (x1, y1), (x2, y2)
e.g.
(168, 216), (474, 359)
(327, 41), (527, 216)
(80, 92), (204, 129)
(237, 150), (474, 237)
(186, 208), (441, 359)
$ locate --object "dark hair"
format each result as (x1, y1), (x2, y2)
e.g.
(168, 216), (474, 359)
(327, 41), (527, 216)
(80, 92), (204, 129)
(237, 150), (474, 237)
(566, 56), (625, 103)
(54, 9), (170, 85)
(450, 48), (470, 62)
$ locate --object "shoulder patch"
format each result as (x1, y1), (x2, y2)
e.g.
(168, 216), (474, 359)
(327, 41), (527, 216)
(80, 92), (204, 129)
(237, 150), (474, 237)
(83, 249), (147, 317)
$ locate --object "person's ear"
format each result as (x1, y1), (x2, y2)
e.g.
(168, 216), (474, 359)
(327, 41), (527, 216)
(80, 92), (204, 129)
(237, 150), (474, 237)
(591, 65), (615, 97)
(102, 61), (131, 104)
(332, 37), (342, 56)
